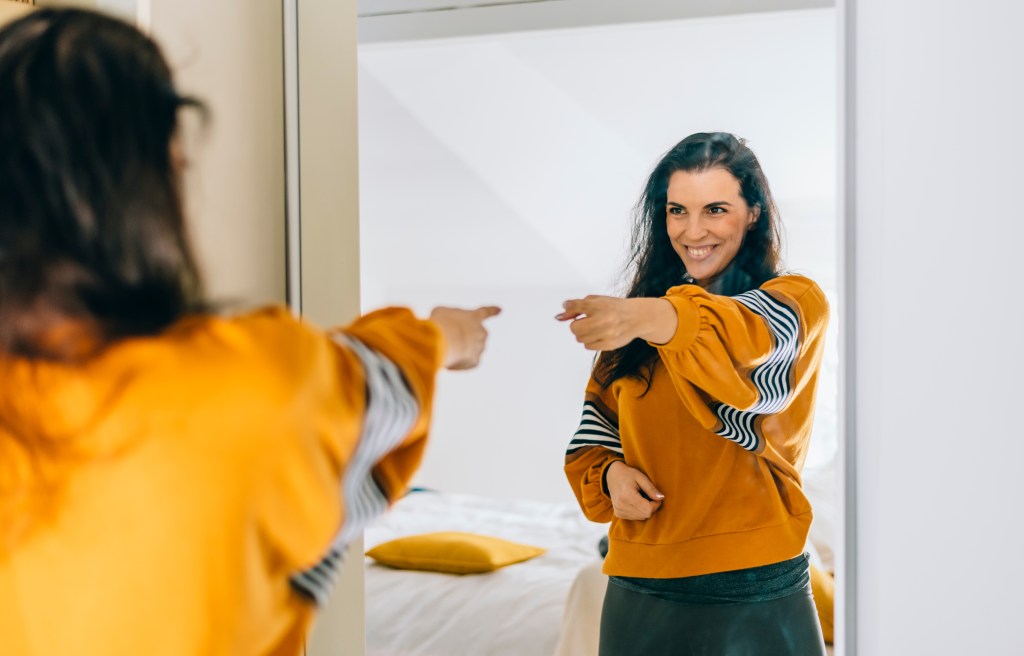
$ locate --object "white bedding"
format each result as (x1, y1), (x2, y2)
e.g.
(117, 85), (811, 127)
(364, 490), (607, 656)
(364, 462), (837, 656)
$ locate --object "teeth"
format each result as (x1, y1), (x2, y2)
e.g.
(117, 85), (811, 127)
(688, 245), (714, 257)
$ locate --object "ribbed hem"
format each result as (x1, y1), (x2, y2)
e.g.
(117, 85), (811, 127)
(601, 512), (812, 579)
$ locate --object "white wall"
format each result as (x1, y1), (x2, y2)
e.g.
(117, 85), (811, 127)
(359, 9), (838, 504)
(851, 0), (1024, 653)
(147, 0), (286, 306)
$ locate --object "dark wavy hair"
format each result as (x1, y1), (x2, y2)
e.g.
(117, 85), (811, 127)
(0, 8), (207, 362)
(595, 132), (783, 392)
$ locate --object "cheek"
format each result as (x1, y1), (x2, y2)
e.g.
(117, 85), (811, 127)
(727, 221), (749, 245)
(666, 218), (684, 241)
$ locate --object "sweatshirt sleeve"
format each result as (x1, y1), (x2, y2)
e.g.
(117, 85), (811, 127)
(564, 376), (624, 524)
(337, 307), (445, 517)
(650, 276), (829, 452)
(244, 306), (444, 606)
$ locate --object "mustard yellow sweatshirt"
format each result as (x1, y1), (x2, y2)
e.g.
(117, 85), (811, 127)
(0, 306), (443, 656)
(565, 275), (829, 579)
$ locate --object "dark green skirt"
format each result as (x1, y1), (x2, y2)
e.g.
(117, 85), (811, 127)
(599, 554), (827, 656)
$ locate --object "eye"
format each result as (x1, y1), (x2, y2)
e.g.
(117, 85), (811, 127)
(708, 206), (726, 215)
(667, 206), (685, 215)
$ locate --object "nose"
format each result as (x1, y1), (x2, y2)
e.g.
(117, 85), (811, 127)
(682, 216), (708, 241)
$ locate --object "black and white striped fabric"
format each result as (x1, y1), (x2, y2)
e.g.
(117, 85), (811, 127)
(711, 289), (800, 452)
(289, 334), (418, 606)
(566, 401), (622, 456)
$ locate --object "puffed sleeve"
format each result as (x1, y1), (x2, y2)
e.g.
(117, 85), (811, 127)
(650, 276), (829, 453)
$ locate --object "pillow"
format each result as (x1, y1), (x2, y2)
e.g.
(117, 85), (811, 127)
(366, 531), (546, 575)
(809, 563), (835, 644)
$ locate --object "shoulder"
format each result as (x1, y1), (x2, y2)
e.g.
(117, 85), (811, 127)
(158, 305), (337, 401)
(760, 274), (823, 299)
(761, 275), (828, 309)
(220, 305), (319, 342)
(79, 307), (349, 479)
(757, 275), (829, 329)
(203, 305), (328, 359)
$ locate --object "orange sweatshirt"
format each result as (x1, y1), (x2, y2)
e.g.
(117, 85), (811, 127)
(565, 275), (829, 579)
(0, 306), (443, 656)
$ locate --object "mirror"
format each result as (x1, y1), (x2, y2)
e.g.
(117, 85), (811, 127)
(351, 2), (842, 655)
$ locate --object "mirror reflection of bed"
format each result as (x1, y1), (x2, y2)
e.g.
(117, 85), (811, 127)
(356, 3), (839, 654)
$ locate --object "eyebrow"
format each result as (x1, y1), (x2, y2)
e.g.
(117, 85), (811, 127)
(666, 201), (735, 209)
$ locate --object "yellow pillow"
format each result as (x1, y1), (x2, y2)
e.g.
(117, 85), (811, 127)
(366, 531), (546, 575)
(809, 564), (835, 644)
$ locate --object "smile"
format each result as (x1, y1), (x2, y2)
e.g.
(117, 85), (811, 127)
(686, 245), (717, 258)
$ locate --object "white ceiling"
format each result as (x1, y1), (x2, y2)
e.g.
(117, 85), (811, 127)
(357, 0), (835, 43)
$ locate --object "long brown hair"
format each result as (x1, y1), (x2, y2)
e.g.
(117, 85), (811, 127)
(0, 8), (207, 362)
(596, 132), (783, 392)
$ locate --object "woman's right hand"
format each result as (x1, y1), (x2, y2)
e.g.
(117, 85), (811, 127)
(429, 306), (501, 370)
(606, 460), (665, 520)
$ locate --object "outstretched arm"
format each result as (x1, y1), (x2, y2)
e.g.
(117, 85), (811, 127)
(556, 296), (677, 351)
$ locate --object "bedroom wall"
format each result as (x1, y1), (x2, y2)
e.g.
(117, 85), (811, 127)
(850, 0), (1024, 653)
(35, 0), (290, 306)
(358, 8), (839, 505)
(146, 0), (287, 306)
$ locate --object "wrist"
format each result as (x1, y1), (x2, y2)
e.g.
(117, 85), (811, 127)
(633, 298), (677, 345)
(446, 324), (465, 369)
(602, 459), (624, 496)
(428, 312), (464, 369)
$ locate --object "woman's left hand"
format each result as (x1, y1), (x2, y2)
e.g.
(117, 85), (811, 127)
(557, 296), (678, 351)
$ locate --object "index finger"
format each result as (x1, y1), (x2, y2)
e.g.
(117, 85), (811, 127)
(473, 306), (502, 320)
(561, 298), (590, 315)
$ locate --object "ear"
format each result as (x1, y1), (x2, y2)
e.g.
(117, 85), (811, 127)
(170, 134), (188, 174)
(747, 204), (761, 231)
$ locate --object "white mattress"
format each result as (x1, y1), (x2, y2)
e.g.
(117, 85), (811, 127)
(364, 490), (608, 656)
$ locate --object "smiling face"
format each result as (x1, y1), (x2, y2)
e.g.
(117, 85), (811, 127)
(665, 167), (760, 286)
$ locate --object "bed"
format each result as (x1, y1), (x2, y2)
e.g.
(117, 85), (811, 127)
(364, 462), (837, 656)
(364, 490), (608, 656)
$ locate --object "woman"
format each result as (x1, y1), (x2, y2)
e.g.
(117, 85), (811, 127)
(0, 8), (498, 655)
(558, 132), (829, 655)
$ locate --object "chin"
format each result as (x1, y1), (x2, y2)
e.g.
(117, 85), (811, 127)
(684, 265), (714, 282)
